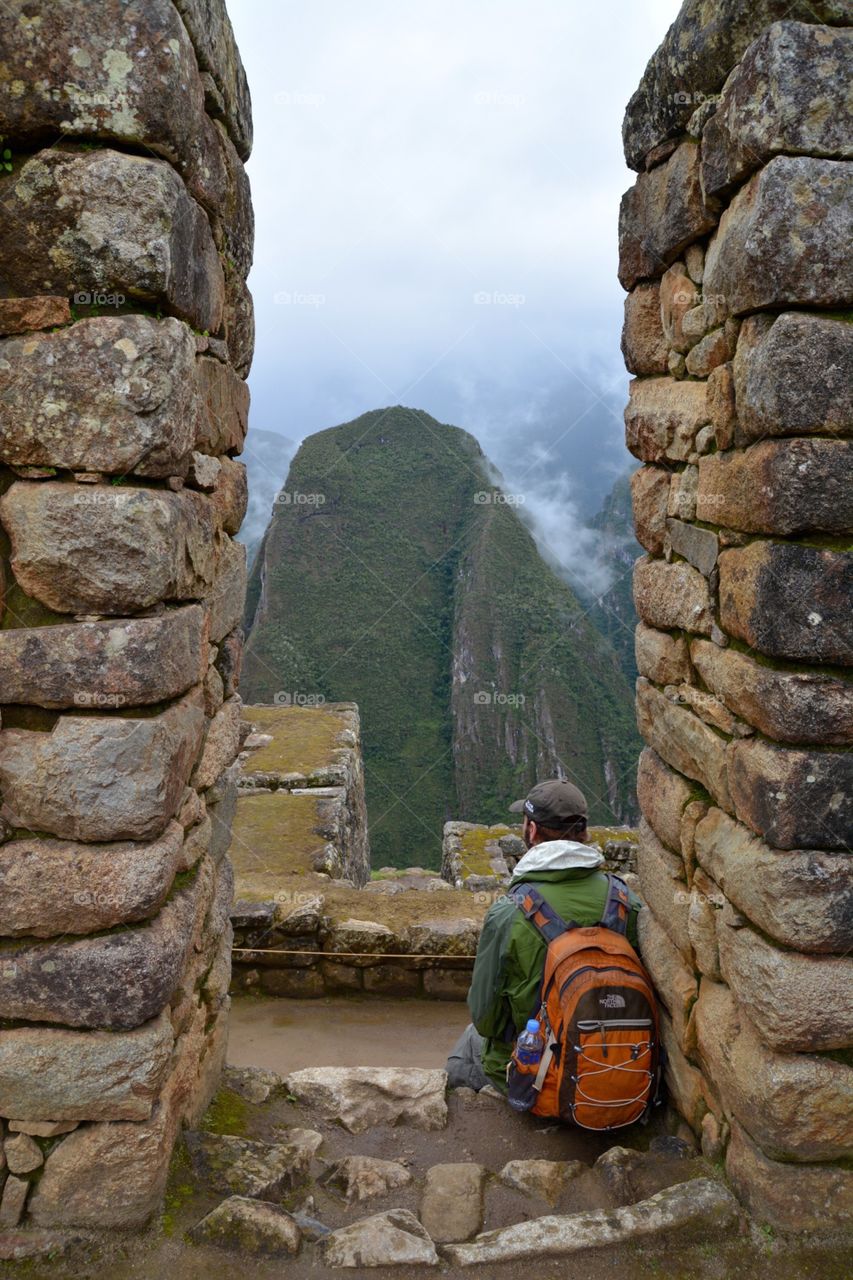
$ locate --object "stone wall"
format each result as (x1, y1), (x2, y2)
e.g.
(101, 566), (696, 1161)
(0, 0), (253, 1229)
(621, 0), (853, 1232)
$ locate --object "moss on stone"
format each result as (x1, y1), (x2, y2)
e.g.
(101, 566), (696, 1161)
(201, 1086), (251, 1137)
(231, 790), (328, 896)
(241, 703), (354, 777)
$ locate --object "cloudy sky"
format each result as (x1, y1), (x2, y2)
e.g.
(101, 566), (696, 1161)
(228, 0), (681, 580)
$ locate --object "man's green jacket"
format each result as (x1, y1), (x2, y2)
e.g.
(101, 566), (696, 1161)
(467, 838), (641, 1091)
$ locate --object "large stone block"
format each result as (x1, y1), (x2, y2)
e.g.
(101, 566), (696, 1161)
(636, 908), (697, 1055)
(636, 747), (694, 853)
(0, 691), (205, 842)
(697, 440), (853, 536)
(193, 697), (243, 790)
(621, 282), (668, 374)
(630, 467), (671, 555)
(1, 3), (205, 191)
(636, 679), (731, 812)
(618, 143), (718, 289)
(0, 606), (208, 710)
(0, 820), (185, 937)
(636, 819), (691, 957)
(205, 536), (247, 643)
(0, 866), (208, 1029)
(703, 156), (853, 314)
(0, 1014), (174, 1122)
(726, 1120), (853, 1234)
(690, 638), (853, 746)
(0, 149), (224, 333)
(665, 519), (718, 578)
(0, 294), (71, 336)
(718, 541), (853, 665)
(1, 483), (219, 615)
(634, 624), (691, 688)
(624, 378), (710, 464)
(659, 264), (700, 354)
(633, 557), (713, 636)
(695, 808), (852, 954)
(659, 1010), (706, 1131)
(728, 736), (852, 852)
(224, 270), (255, 376)
(28, 1002), (212, 1227)
(694, 979), (853, 1162)
(211, 457), (249, 537)
(733, 312), (853, 441)
(195, 355), (250, 456)
(0, 316), (203, 478)
(621, 0), (849, 170)
(717, 920), (853, 1053)
(702, 23), (853, 197)
(172, 0), (253, 159)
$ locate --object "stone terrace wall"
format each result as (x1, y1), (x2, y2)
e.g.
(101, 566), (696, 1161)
(231, 705), (483, 1001)
(231, 707), (641, 1001)
(0, 1), (253, 1229)
(620, 0), (853, 1232)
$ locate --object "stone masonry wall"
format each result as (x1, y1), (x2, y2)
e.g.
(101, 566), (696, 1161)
(621, 0), (853, 1232)
(0, 1), (253, 1229)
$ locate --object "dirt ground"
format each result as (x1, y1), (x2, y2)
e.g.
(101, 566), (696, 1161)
(227, 994), (470, 1073)
(4, 997), (851, 1280)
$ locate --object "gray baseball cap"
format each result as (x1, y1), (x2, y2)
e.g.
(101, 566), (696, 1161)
(509, 779), (588, 826)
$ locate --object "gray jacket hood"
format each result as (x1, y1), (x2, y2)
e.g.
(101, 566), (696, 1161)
(511, 838), (604, 876)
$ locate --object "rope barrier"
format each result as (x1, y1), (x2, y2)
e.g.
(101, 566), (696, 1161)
(232, 946), (476, 961)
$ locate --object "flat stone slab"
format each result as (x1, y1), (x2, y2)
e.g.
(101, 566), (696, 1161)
(420, 1163), (485, 1243)
(222, 1065), (282, 1104)
(284, 1067), (448, 1135)
(443, 1178), (741, 1265)
(185, 1129), (322, 1199)
(188, 1196), (301, 1256)
(320, 1156), (412, 1203)
(499, 1159), (585, 1205)
(322, 1209), (439, 1268)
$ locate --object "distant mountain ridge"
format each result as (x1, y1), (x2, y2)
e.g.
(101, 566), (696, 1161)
(243, 406), (640, 868)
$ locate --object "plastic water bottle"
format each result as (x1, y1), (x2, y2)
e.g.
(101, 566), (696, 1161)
(516, 1018), (545, 1067)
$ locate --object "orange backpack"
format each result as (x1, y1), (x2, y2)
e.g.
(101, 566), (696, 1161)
(506, 876), (661, 1130)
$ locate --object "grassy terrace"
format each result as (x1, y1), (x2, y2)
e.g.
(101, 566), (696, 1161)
(241, 702), (357, 779)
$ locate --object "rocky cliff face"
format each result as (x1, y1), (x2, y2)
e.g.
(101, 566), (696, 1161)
(242, 407), (639, 867)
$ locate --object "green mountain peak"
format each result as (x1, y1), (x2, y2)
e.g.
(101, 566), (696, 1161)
(242, 406), (640, 868)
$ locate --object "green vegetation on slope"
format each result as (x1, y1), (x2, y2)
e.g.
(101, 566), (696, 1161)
(588, 471), (642, 686)
(243, 407), (640, 868)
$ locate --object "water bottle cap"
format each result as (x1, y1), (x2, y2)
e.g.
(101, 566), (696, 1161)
(525, 1019), (540, 1033)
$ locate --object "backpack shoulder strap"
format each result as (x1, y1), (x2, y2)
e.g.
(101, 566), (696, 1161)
(600, 873), (631, 937)
(507, 882), (577, 944)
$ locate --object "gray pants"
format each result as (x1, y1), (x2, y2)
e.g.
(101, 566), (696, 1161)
(446, 1023), (489, 1091)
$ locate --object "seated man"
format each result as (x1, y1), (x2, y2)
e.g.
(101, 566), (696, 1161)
(446, 779), (641, 1094)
